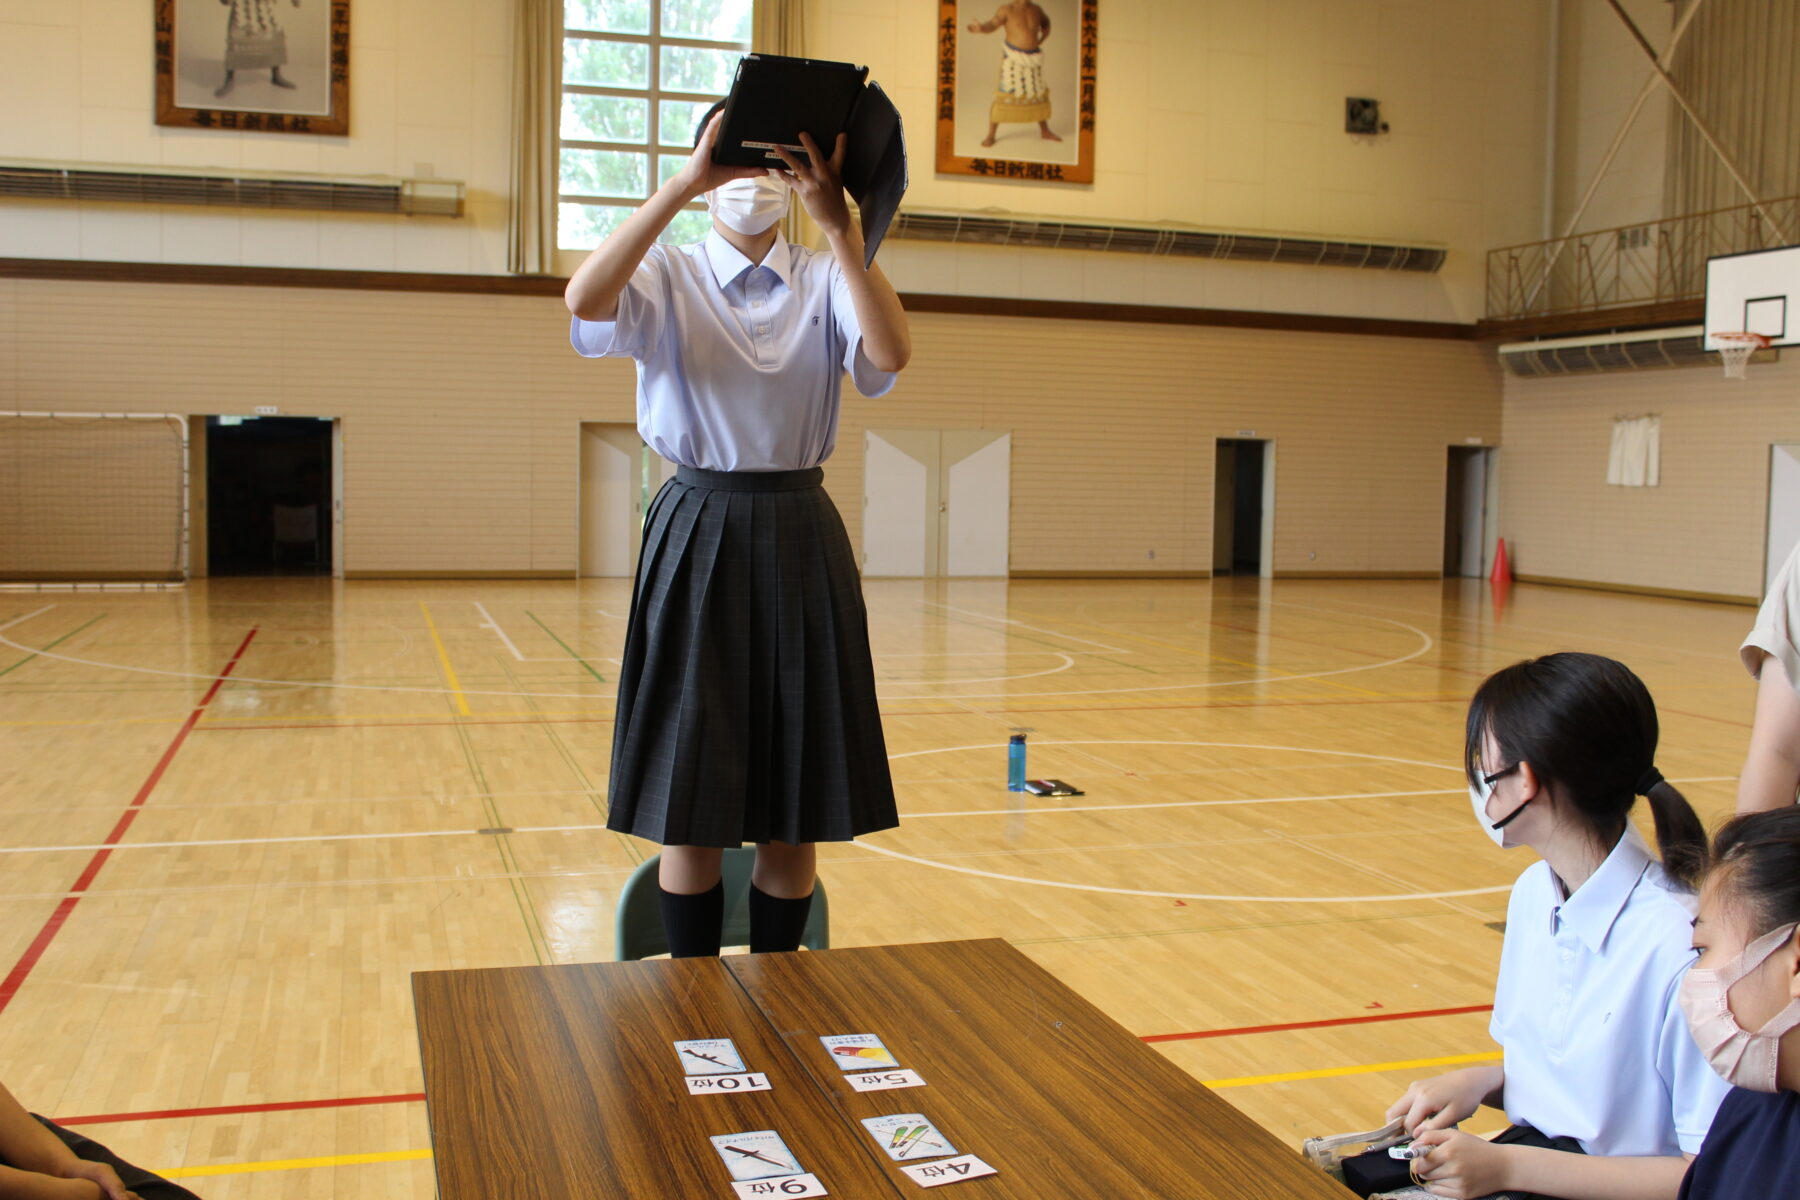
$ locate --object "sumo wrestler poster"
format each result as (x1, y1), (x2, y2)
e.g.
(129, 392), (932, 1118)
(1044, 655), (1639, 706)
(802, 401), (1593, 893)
(936, 0), (1095, 184)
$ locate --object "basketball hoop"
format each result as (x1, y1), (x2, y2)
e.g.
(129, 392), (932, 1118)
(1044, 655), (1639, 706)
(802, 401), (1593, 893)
(1714, 332), (1770, 380)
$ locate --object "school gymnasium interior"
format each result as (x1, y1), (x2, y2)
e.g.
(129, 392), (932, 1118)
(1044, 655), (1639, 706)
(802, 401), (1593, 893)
(1, 0), (1798, 1195)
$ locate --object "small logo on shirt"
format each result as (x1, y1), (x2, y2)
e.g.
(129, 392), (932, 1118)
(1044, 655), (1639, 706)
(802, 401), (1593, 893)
(811, 315), (820, 326)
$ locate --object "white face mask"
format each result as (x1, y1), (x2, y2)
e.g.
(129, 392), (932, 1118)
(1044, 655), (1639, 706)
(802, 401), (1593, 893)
(706, 175), (790, 235)
(1679, 921), (1800, 1092)
(1468, 766), (1530, 849)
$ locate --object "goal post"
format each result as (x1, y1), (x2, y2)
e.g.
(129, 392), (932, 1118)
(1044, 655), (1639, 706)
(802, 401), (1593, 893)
(0, 412), (189, 587)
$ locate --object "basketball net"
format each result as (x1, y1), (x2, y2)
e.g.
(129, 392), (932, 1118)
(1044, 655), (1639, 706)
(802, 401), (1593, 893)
(1715, 332), (1769, 380)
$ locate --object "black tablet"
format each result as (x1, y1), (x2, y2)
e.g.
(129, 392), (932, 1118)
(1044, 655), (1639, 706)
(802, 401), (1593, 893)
(713, 53), (869, 170)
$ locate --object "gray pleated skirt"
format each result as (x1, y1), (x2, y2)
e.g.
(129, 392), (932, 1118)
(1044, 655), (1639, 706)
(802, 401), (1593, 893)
(605, 465), (899, 847)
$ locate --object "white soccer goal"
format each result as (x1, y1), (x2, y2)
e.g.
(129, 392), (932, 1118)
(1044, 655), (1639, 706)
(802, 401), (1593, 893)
(0, 412), (189, 589)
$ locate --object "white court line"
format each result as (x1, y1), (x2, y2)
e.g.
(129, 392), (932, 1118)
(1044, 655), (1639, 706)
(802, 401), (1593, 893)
(922, 602), (1132, 653)
(0, 602), (1429, 702)
(473, 601), (526, 661)
(911, 787), (1465, 819)
(889, 739), (1464, 773)
(0, 604), (56, 633)
(854, 839), (1515, 904)
(880, 652), (1076, 686)
(0, 777), (1736, 859)
(880, 606), (1436, 699)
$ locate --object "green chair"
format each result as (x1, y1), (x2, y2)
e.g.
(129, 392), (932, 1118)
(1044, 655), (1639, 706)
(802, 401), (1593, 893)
(614, 847), (831, 961)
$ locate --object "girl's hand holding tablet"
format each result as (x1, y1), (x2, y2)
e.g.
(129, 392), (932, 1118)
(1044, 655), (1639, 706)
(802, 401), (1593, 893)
(674, 111), (770, 201)
(772, 132), (853, 241)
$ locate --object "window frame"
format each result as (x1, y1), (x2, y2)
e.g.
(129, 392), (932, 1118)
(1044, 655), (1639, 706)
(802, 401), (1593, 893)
(557, 2), (752, 245)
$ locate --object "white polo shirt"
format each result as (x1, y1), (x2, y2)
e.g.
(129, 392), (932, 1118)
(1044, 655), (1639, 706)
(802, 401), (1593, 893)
(1489, 824), (1729, 1156)
(570, 228), (896, 472)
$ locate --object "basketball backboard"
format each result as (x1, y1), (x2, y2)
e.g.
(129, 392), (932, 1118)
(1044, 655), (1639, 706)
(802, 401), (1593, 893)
(1705, 244), (1800, 350)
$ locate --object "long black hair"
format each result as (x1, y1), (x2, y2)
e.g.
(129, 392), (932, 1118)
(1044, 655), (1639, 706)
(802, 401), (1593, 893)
(1464, 652), (1708, 888)
(1709, 806), (1800, 934)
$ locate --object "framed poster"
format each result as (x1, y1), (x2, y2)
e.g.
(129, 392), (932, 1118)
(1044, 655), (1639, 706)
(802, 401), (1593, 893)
(936, 0), (1095, 183)
(155, 0), (350, 135)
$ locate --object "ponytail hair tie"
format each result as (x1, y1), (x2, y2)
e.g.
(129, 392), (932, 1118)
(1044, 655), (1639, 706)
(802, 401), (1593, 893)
(1635, 766), (1665, 795)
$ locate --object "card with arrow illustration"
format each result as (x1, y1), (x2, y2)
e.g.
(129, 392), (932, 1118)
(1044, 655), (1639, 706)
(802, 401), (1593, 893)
(676, 1038), (747, 1076)
(709, 1130), (806, 1182)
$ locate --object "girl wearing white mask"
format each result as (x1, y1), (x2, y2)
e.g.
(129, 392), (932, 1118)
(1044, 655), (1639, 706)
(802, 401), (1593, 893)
(563, 100), (910, 957)
(1676, 806), (1800, 1197)
(1386, 653), (1727, 1199)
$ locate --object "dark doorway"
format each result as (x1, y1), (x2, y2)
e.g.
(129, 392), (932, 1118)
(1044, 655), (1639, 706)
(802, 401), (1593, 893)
(206, 416), (332, 576)
(1213, 438), (1267, 575)
(1444, 446), (1489, 577)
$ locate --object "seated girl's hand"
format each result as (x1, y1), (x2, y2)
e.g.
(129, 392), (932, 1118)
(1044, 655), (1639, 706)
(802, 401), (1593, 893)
(1405, 1129), (1513, 1199)
(1383, 1067), (1493, 1136)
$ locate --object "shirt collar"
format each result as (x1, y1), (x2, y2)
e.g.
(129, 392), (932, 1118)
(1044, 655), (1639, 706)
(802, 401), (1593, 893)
(703, 227), (793, 291)
(1548, 823), (1654, 952)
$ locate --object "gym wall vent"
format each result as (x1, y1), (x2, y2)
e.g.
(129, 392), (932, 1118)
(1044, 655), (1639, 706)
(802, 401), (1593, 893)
(887, 209), (1445, 272)
(0, 160), (464, 217)
(1495, 326), (1774, 375)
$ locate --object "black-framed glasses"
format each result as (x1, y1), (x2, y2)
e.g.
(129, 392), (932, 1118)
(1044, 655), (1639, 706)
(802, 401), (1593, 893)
(1481, 763), (1521, 788)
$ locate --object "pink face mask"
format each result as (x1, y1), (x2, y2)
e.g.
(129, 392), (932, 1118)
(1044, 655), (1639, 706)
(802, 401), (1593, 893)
(1678, 921), (1800, 1092)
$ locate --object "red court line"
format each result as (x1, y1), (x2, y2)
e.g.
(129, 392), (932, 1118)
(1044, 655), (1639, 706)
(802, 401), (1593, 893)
(1661, 707), (1753, 730)
(193, 694), (1471, 733)
(56, 1091), (426, 1127)
(0, 628), (259, 1016)
(1141, 1003), (1495, 1044)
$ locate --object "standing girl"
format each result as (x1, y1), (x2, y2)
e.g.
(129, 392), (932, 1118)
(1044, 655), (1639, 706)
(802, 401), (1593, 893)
(1388, 653), (1728, 1199)
(564, 104), (909, 957)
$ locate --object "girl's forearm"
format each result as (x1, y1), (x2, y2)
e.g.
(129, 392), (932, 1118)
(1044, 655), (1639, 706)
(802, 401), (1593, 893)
(1504, 1147), (1689, 1200)
(565, 180), (697, 321)
(823, 228), (910, 373)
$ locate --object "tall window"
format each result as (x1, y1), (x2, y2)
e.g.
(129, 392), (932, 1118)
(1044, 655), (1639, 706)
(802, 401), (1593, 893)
(558, 1), (753, 250)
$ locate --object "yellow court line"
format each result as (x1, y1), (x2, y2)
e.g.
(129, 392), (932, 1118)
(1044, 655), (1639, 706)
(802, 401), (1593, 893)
(159, 1148), (431, 1179)
(419, 602), (471, 716)
(1203, 1051), (1502, 1090)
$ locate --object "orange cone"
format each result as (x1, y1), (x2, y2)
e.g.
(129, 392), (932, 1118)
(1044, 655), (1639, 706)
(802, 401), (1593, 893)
(1489, 538), (1513, 586)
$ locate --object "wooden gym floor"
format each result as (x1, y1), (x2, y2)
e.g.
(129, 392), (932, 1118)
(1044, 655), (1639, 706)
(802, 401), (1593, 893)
(0, 576), (1758, 1196)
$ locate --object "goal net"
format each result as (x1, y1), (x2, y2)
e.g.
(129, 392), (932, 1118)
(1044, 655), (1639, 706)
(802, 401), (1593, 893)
(0, 413), (188, 585)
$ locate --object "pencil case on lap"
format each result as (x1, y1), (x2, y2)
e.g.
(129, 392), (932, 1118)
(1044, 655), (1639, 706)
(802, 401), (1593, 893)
(1301, 1119), (1405, 1181)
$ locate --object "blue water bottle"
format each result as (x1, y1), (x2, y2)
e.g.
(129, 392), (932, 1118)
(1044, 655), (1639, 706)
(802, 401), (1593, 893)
(1008, 733), (1027, 792)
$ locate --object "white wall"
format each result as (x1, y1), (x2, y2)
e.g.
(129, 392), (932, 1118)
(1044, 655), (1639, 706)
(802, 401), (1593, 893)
(814, 0), (1553, 323)
(1499, 354), (1800, 602)
(0, 0), (513, 273)
(0, 0), (1553, 326)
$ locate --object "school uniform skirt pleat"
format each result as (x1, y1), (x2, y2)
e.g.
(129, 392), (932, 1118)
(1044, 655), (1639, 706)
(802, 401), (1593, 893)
(605, 465), (899, 847)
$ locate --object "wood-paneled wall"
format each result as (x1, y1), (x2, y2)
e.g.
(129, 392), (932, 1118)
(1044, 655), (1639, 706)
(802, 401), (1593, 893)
(0, 277), (1502, 576)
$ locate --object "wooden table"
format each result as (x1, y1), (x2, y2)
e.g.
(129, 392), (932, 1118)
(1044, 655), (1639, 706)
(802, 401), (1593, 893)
(414, 939), (1351, 1200)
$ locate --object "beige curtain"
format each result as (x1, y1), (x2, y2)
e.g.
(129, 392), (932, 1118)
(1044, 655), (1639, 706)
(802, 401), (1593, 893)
(1607, 415), (1661, 488)
(1663, 0), (1800, 221)
(508, 0), (559, 275)
(754, 0), (816, 248)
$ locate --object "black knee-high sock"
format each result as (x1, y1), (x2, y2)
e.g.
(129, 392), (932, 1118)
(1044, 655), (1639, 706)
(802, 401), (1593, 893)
(659, 880), (724, 958)
(748, 883), (814, 954)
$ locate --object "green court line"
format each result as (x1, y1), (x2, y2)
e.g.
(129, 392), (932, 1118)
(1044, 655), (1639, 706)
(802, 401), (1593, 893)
(525, 611), (606, 685)
(0, 614), (107, 680)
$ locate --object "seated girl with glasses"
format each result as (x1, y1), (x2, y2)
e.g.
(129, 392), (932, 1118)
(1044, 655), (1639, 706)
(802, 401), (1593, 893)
(1385, 653), (1728, 1199)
